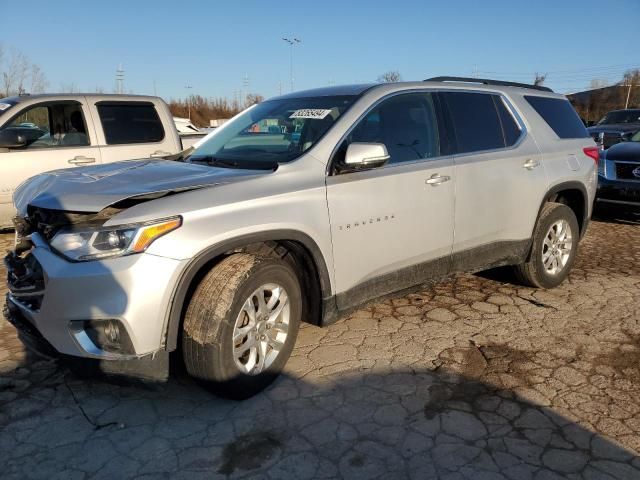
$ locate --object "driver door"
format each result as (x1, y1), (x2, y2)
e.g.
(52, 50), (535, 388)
(0, 99), (101, 227)
(325, 92), (455, 310)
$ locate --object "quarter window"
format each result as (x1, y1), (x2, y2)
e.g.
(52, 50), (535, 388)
(335, 92), (440, 168)
(97, 103), (164, 145)
(442, 92), (506, 154)
(524, 96), (590, 139)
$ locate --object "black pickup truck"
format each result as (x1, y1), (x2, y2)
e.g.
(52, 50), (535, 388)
(588, 109), (640, 149)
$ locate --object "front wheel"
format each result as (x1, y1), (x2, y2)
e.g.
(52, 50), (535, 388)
(182, 253), (301, 399)
(514, 202), (580, 289)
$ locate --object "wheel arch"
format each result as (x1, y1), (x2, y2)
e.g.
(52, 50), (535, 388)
(163, 230), (333, 352)
(537, 181), (590, 239)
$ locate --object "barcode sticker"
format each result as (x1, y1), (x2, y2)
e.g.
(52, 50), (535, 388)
(289, 109), (332, 119)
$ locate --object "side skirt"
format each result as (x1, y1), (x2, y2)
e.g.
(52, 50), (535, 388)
(320, 239), (531, 326)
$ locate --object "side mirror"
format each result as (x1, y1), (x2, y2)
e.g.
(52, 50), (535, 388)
(344, 142), (390, 170)
(0, 129), (27, 149)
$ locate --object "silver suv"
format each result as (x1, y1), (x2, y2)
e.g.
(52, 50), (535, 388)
(6, 78), (598, 398)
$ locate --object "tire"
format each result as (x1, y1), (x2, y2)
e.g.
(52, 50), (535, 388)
(514, 202), (579, 289)
(182, 253), (301, 399)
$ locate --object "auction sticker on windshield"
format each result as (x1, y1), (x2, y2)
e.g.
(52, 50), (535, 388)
(0, 103), (11, 111)
(289, 109), (332, 119)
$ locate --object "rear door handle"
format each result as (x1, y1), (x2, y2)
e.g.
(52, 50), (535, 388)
(150, 150), (171, 158)
(68, 156), (96, 165)
(425, 174), (451, 186)
(523, 159), (541, 170)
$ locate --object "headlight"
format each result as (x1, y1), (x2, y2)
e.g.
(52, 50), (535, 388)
(50, 217), (182, 262)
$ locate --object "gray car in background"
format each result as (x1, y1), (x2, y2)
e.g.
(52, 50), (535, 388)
(5, 78), (597, 398)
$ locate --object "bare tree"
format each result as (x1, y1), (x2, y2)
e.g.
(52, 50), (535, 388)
(589, 78), (609, 90)
(2, 49), (29, 96)
(245, 93), (264, 106)
(167, 95), (245, 128)
(377, 71), (402, 83)
(0, 44), (48, 96)
(621, 69), (640, 109)
(30, 64), (47, 93)
(533, 72), (547, 86)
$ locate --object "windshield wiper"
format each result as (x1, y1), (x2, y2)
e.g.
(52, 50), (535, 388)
(189, 155), (278, 171)
(190, 156), (240, 168)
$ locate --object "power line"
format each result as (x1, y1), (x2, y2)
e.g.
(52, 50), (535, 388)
(477, 62), (640, 76)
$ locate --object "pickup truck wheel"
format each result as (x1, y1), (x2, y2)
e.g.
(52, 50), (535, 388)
(181, 253), (301, 399)
(514, 202), (579, 289)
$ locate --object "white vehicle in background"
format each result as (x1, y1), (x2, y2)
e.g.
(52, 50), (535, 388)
(0, 94), (186, 228)
(173, 116), (207, 149)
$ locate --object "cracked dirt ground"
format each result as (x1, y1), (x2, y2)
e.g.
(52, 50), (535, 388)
(1, 213), (639, 479)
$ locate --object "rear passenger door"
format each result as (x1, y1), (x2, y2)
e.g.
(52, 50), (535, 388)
(326, 92), (455, 309)
(441, 91), (546, 268)
(90, 101), (176, 163)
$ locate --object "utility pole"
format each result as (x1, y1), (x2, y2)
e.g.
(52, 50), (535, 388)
(624, 83), (634, 109)
(242, 74), (249, 108)
(116, 64), (125, 94)
(185, 85), (193, 120)
(282, 37), (301, 92)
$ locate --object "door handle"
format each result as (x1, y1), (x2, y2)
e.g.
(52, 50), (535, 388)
(523, 158), (541, 170)
(68, 156), (96, 165)
(425, 174), (451, 186)
(150, 150), (171, 158)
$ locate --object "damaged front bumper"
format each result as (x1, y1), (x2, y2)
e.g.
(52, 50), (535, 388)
(5, 232), (188, 365)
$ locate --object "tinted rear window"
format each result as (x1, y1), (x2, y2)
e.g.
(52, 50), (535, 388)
(524, 96), (589, 139)
(97, 103), (164, 145)
(443, 92), (506, 154)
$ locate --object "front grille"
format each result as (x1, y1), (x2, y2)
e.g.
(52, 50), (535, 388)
(599, 185), (640, 203)
(615, 162), (640, 181)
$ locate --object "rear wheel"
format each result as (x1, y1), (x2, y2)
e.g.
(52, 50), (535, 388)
(182, 253), (301, 399)
(514, 202), (579, 289)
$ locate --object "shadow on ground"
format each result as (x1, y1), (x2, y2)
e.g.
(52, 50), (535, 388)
(592, 204), (640, 226)
(1, 327), (639, 480)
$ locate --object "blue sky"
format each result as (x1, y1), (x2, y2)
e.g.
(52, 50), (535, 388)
(3, 0), (639, 100)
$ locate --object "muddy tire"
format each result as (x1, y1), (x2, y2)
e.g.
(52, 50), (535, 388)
(182, 253), (301, 399)
(514, 202), (579, 289)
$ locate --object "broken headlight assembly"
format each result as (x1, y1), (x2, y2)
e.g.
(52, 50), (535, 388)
(49, 217), (182, 261)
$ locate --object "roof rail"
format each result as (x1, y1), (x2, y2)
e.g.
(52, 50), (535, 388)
(424, 76), (553, 93)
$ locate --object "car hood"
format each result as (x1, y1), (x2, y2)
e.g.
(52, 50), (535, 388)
(14, 159), (271, 215)
(604, 141), (640, 162)
(588, 124), (640, 134)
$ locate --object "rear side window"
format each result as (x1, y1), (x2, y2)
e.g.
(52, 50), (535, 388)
(524, 96), (589, 139)
(97, 102), (165, 145)
(442, 92), (505, 154)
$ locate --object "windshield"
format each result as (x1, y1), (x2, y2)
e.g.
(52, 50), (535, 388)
(597, 110), (640, 125)
(189, 95), (356, 168)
